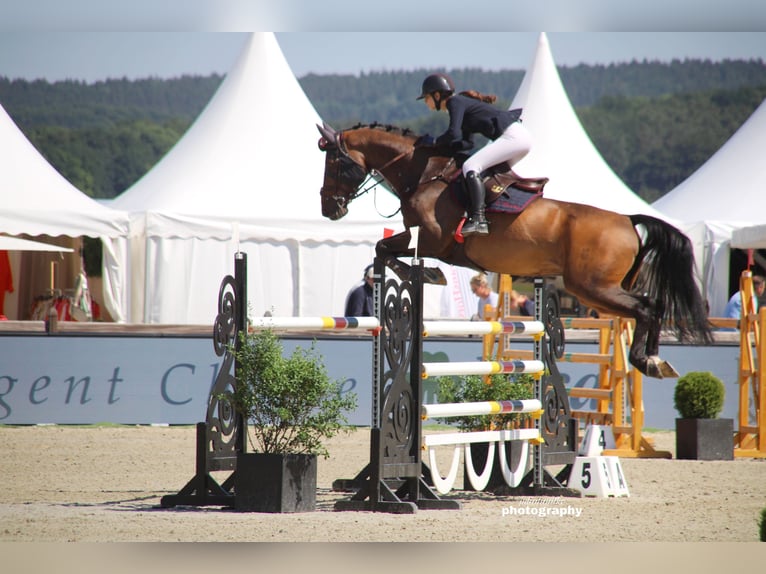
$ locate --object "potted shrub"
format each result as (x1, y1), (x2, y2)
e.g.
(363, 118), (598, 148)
(673, 371), (733, 460)
(223, 329), (357, 512)
(435, 373), (535, 490)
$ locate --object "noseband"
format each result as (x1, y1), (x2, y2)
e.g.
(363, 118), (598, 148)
(320, 133), (368, 208)
(320, 129), (414, 218)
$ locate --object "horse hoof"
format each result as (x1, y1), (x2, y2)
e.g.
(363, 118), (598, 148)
(423, 267), (447, 286)
(657, 361), (680, 378)
(643, 357), (680, 379)
(644, 361), (662, 379)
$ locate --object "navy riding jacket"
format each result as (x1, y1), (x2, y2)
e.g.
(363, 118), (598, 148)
(435, 93), (522, 151)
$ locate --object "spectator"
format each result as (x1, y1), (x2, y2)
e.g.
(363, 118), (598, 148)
(344, 264), (375, 317)
(469, 273), (498, 320)
(510, 289), (535, 317)
(723, 274), (765, 325)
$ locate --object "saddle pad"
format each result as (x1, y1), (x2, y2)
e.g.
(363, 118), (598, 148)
(452, 182), (542, 215)
(487, 186), (543, 214)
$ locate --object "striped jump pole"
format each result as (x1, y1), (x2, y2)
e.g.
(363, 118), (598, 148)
(421, 359), (545, 379)
(421, 399), (543, 420)
(250, 316), (380, 331)
(422, 320), (544, 337)
(423, 428), (542, 447)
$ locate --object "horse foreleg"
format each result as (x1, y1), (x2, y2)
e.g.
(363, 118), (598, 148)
(375, 232), (447, 285)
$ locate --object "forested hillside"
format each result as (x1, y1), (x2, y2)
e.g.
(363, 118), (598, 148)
(1, 59), (764, 201)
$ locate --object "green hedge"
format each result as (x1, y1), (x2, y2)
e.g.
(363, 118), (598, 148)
(673, 371), (725, 419)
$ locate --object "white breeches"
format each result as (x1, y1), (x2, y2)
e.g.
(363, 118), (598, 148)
(462, 121), (532, 176)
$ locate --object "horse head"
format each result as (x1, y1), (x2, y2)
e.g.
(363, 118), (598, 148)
(317, 123), (369, 220)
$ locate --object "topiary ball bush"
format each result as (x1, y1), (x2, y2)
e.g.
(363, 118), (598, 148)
(673, 371), (725, 419)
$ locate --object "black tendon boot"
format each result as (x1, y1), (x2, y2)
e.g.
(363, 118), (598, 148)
(462, 171), (489, 236)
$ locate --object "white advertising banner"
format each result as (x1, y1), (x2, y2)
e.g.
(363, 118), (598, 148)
(0, 334), (741, 429)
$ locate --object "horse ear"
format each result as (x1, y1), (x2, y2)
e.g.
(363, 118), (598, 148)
(317, 123), (337, 148)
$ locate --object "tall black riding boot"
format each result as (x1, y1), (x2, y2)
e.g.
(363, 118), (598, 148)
(462, 171), (489, 236)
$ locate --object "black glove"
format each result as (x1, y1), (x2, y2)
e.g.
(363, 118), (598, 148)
(414, 134), (435, 147)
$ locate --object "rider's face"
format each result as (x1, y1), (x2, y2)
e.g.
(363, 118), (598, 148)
(424, 93), (437, 111)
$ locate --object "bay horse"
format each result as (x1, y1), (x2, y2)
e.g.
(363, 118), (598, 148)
(317, 122), (713, 379)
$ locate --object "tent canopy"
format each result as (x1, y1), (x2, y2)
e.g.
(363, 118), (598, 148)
(0, 236), (74, 252)
(511, 33), (670, 221)
(110, 33), (414, 324)
(653, 99), (766, 223)
(0, 105), (129, 239)
(732, 224), (766, 249)
(651, 99), (766, 315)
(112, 33), (401, 240)
(0, 102), (130, 321)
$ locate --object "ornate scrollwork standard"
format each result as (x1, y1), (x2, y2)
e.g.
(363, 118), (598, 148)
(206, 271), (244, 470)
(335, 258), (459, 512)
(531, 283), (579, 495)
(539, 286), (573, 457)
(160, 253), (247, 508)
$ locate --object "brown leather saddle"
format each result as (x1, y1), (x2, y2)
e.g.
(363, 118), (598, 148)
(449, 161), (550, 214)
(483, 162), (549, 200)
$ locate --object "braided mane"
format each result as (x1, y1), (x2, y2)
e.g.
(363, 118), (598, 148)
(346, 122), (418, 139)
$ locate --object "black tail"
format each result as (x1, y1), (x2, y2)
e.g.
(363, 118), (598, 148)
(629, 214), (714, 344)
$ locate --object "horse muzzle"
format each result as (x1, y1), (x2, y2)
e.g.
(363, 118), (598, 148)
(321, 190), (349, 220)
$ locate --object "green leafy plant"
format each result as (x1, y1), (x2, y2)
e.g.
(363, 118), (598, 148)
(673, 371), (725, 419)
(436, 373), (535, 431)
(759, 507), (766, 542)
(224, 329), (357, 458)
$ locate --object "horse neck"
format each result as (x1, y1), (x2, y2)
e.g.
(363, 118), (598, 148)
(351, 131), (452, 199)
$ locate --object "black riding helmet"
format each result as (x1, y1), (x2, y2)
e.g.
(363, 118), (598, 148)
(417, 73), (455, 101)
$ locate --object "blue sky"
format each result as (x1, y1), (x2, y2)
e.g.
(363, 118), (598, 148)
(0, 2), (764, 82)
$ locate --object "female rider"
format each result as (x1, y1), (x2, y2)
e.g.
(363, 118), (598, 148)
(417, 73), (532, 236)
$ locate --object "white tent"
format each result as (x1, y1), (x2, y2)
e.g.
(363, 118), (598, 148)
(732, 224), (766, 249)
(652, 99), (766, 223)
(510, 33), (670, 220)
(0, 103), (130, 321)
(0, 236), (73, 253)
(652, 99), (766, 315)
(112, 32), (478, 324)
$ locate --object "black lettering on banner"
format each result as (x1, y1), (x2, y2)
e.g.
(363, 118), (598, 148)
(65, 376), (92, 405)
(108, 367), (123, 404)
(30, 375), (52, 404)
(0, 375), (16, 419)
(339, 378), (357, 395)
(161, 363), (195, 405)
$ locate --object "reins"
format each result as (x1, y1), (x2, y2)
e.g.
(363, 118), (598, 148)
(329, 126), (454, 219)
(334, 131), (406, 218)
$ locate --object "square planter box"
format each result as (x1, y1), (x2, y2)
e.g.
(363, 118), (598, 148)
(235, 452), (317, 513)
(675, 418), (734, 461)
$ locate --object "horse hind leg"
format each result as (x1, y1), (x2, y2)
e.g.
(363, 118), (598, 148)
(631, 295), (679, 379)
(571, 282), (677, 379)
